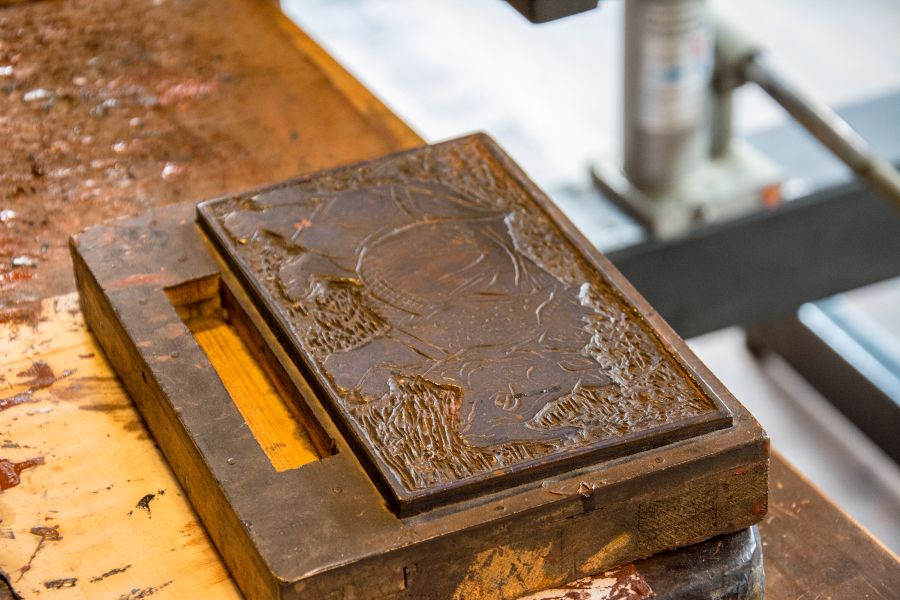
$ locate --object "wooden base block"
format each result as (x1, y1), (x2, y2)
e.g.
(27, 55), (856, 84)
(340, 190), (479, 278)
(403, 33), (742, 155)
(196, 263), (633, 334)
(71, 135), (768, 599)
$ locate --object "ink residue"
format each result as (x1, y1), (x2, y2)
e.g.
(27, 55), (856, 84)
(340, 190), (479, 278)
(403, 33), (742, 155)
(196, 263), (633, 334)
(119, 580), (172, 599)
(0, 457), (45, 490)
(128, 490), (165, 517)
(16, 524), (61, 581)
(90, 564), (131, 583)
(29, 526), (61, 541)
(0, 361), (75, 413)
(44, 577), (77, 589)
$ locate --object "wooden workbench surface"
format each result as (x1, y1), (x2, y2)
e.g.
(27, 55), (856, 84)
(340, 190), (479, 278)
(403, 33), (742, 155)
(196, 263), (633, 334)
(1, 0), (897, 598)
(0, 0), (418, 315)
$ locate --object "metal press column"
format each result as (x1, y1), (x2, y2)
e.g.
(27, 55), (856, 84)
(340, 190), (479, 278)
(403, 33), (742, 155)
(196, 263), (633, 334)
(623, 0), (713, 194)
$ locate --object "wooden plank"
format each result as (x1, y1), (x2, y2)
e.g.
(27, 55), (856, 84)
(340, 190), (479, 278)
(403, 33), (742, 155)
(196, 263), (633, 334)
(761, 455), (900, 600)
(188, 315), (321, 472)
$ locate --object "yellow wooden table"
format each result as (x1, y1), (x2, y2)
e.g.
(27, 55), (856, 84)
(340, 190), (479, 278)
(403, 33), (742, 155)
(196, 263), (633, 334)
(1, 295), (243, 598)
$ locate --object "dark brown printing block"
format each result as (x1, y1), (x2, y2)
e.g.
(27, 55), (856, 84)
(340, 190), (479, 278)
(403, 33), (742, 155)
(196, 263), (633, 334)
(72, 134), (767, 599)
(197, 139), (731, 515)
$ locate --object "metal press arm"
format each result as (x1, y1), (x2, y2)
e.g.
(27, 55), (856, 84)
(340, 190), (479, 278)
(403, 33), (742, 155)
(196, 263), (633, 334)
(716, 23), (900, 211)
(743, 58), (900, 211)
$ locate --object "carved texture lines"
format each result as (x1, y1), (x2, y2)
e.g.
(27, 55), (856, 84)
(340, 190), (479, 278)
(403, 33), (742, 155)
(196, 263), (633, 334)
(201, 138), (717, 497)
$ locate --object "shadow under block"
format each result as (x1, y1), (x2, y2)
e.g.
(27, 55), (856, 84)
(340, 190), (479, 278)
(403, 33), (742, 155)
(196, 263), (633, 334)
(70, 134), (768, 599)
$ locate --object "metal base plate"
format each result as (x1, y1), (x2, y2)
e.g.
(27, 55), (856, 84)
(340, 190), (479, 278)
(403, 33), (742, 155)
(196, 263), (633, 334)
(593, 140), (781, 240)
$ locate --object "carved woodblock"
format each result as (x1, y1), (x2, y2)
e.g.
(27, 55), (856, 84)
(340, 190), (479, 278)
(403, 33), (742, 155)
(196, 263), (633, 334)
(198, 138), (730, 514)
(72, 134), (768, 599)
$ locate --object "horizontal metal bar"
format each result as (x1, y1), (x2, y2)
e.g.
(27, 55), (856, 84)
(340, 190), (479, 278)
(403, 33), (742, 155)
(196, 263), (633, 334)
(744, 57), (900, 211)
(606, 91), (900, 339)
(745, 310), (900, 463)
(608, 175), (900, 339)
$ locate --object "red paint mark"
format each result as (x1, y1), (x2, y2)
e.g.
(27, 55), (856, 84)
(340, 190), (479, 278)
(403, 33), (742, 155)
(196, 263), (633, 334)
(0, 456), (45, 490)
(0, 361), (75, 413)
(18, 361), (57, 389)
(293, 218), (313, 231)
(0, 270), (34, 283)
(106, 273), (165, 289)
(0, 301), (41, 325)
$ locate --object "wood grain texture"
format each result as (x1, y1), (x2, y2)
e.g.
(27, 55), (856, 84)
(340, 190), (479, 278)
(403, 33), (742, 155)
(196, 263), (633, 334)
(763, 455), (900, 600)
(0, 295), (241, 599)
(188, 315), (321, 471)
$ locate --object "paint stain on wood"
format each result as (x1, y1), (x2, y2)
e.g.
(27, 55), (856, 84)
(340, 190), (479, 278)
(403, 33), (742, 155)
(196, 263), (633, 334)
(0, 301), (41, 327)
(519, 564), (653, 600)
(118, 580), (173, 599)
(16, 525), (61, 582)
(128, 490), (165, 517)
(0, 456), (45, 490)
(0, 361), (75, 413)
(90, 564), (132, 583)
(44, 577), (78, 589)
(17, 362), (59, 389)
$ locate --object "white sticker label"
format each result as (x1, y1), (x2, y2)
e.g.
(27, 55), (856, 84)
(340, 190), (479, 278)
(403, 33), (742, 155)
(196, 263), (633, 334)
(639, 0), (712, 133)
